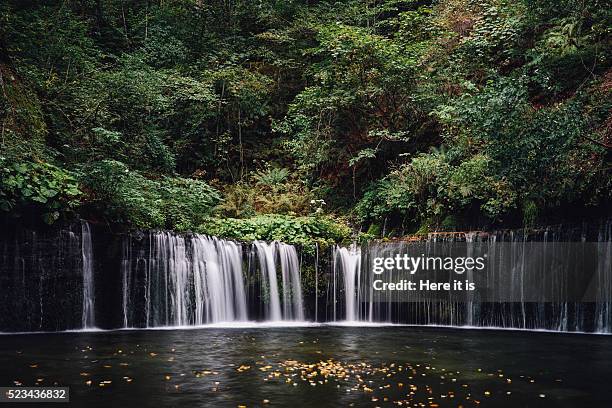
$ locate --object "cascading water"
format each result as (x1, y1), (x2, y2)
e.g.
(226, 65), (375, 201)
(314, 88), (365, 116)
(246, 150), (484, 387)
(333, 245), (362, 322)
(81, 221), (95, 329)
(160, 233), (190, 326)
(122, 232), (252, 327)
(254, 241), (282, 321)
(0, 223), (83, 332)
(278, 244), (304, 320)
(2, 219), (610, 333)
(192, 235), (247, 324)
(253, 241), (305, 321)
(594, 221), (612, 332)
(332, 221), (612, 333)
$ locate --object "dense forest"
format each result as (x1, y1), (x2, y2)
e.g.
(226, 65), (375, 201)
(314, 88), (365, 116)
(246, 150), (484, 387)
(1, 0), (610, 246)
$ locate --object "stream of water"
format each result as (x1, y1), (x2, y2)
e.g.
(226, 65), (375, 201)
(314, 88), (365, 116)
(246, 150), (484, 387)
(1, 221), (611, 333)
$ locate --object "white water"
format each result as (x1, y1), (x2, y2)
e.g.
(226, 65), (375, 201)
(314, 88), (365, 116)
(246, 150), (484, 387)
(333, 222), (612, 333)
(254, 241), (282, 321)
(81, 221), (95, 329)
(5, 220), (610, 334)
(192, 236), (247, 324)
(253, 241), (305, 321)
(333, 244), (362, 322)
(121, 237), (132, 328)
(595, 223), (612, 332)
(122, 234), (304, 327)
(278, 243), (305, 320)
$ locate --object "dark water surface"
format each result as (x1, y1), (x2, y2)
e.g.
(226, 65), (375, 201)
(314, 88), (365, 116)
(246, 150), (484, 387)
(0, 325), (610, 407)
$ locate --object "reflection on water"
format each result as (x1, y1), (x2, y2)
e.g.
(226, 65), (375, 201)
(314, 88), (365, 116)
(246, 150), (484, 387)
(0, 327), (610, 407)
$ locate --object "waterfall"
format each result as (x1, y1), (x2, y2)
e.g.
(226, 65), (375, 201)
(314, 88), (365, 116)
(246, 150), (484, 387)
(2, 219), (610, 333)
(166, 233), (190, 326)
(192, 236), (247, 324)
(122, 237), (132, 328)
(314, 243), (319, 322)
(121, 234), (305, 327)
(595, 221), (612, 332)
(254, 241), (282, 321)
(278, 243), (304, 320)
(122, 232), (260, 327)
(333, 245), (362, 322)
(0, 223), (82, 332)
(253, 241), (305, 321)
(81, 221), (95, 328)
(332, 221), (612, 333)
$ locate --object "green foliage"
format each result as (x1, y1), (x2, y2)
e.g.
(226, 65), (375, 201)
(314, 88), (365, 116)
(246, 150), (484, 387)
(356, 0), (610, 229)
(159, 177), (223, 232)
(1, 0), (610, 235)
(277, 21), (422, 195)
(443, 76), (607, 211)
(218, 179), (314, 218)
(254, 167), (290, 188)
(0, 64), (47, 158)
(356, 153), (450, 222)
(522, 200), (538, 229)
(199, 214), (351, 251)
(0, 157), (81, 224)
(358, 151), (516, 225)
(217, 163), (316, 218)
(81, 160), (220, 230)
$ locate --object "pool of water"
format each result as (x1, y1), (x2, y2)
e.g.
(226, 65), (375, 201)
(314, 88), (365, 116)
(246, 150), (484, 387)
(1, 325), (610, 407)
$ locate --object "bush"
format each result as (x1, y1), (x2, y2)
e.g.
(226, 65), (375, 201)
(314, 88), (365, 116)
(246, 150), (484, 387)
(356, 153), (449, 223)
(159, 177), (222, 231)
(198, 214), (351, 251)
(217, 165), (315, 218)
(0, 157), (82, 224)
(81, 160), (220, 230)
(356, 151), (517, 227)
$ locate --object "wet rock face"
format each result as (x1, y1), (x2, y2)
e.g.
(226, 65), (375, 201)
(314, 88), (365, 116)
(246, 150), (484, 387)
(0, 221), (314, 332)
(0, 220), (123, 332)
(0, 223), (83, 331)
(0, 218), (610, 333)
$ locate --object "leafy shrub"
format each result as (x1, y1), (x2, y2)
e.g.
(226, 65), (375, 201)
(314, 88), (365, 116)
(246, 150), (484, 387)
(218, 165), (315, 218)
(356, 151), (517, 227)
(356, 153), (449, 223)
(0, 157), (81, 224)
(443, 154), (517, 219)
(216, 183), (257, 219)
(80, 160), (163, 228)
(81, 160), (220, 230)
(198, 214), (351, 251)
(253, 167), (290, 188)
(159, 177), (222, 231)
